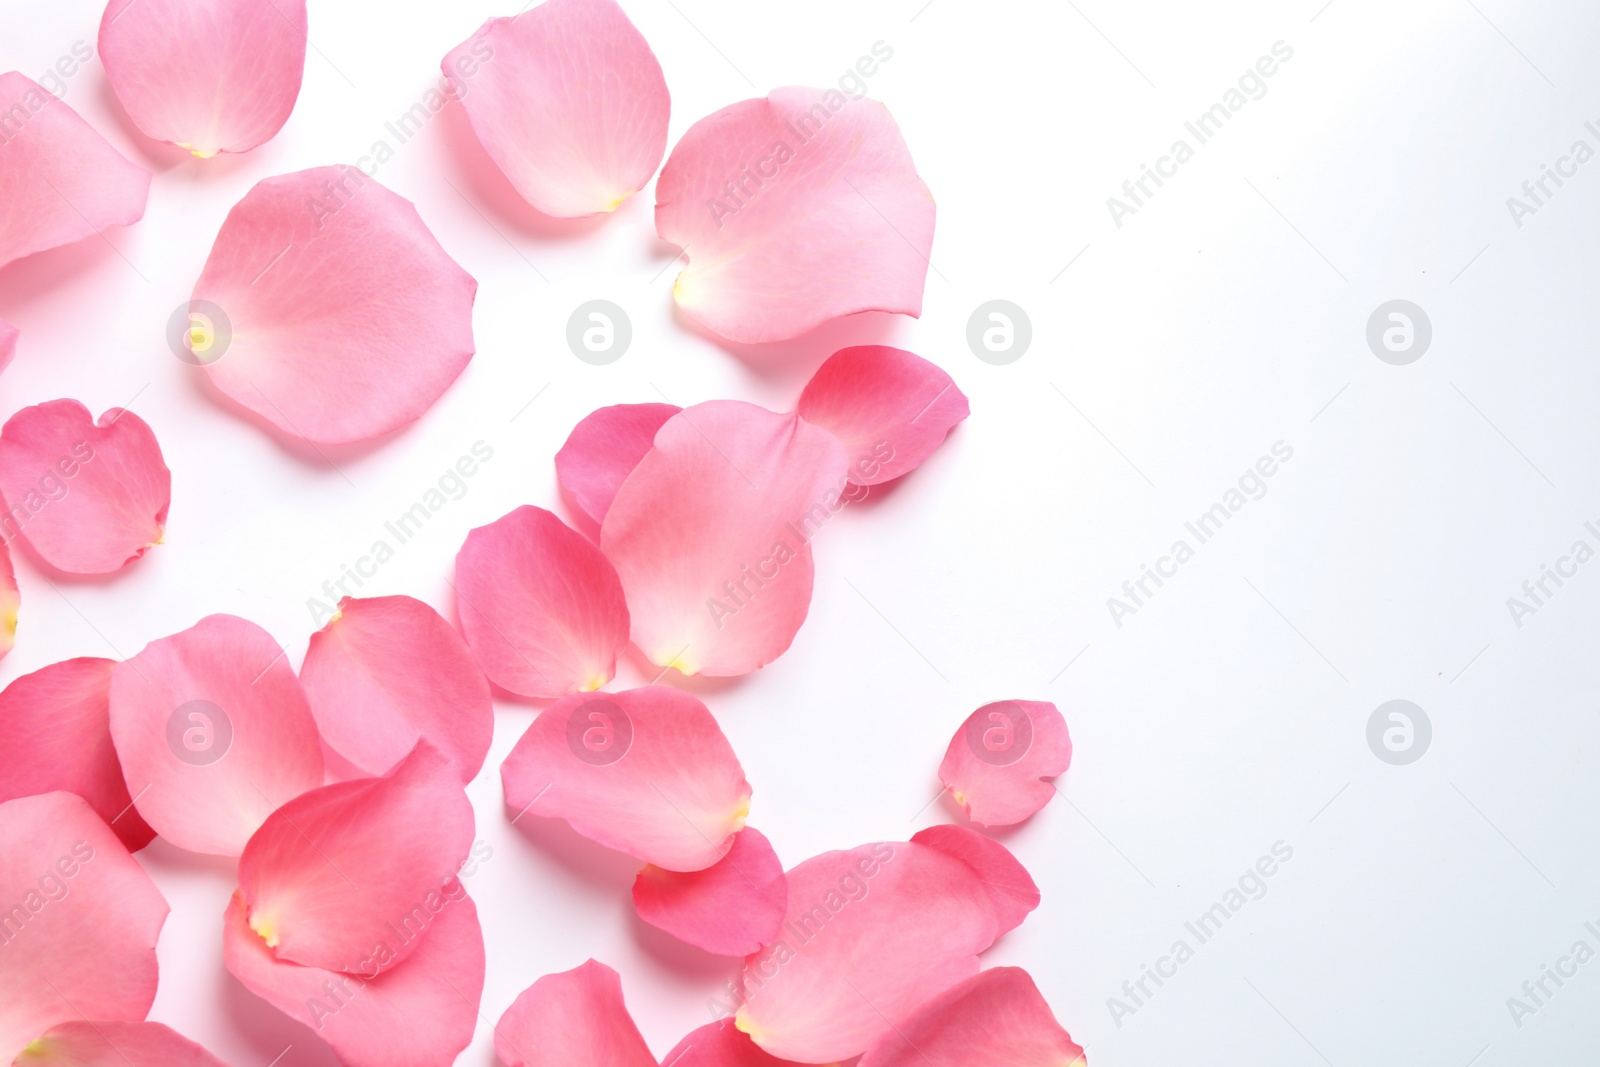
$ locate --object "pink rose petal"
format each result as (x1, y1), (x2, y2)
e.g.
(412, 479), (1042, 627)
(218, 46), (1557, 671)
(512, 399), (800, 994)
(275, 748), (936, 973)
(17, 1021), (233, 1067)
(633, 826), (785, 956)
(493, 960), (654, 1067)
(938, 700), (1071, 828)
(909, 824), (1037, 938)
(662, 1021), (810, 1067)
(0, 537), (16, 660)
(555, 403), (680, 527)
(857, 968), (1086, 1067)
(0, 319), (16, 374)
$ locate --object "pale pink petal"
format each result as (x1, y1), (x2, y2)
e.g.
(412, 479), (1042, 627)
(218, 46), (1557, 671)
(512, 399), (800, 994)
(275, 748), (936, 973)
(0, 792), (168, 1064)
(655, 88), (934, 343)
(192, 165), (476, 445)
(601, 401), (847, 677)
(555, 403), (679, 526)
(857, 968), (1086, 1067)
(223, 888), (484, 1067)
(301, 596), (492, 783)
(107, 614), (324, 856)
(0, 657), (155, 851)
(633, 826), (785, 956)
(0, 73), (149, 270)
(797, 346), (967, 485)
(909, 824), (1037, 938)
(0, 537), (16, 659)
(0, 400), (170, 575)
(445, 0), (670, 218)
(17, 1021), (233, 1067)
(99, 0), (307, 157)
(0, 319), (16, 374)
(501, 686), (749, 872)
(662, 1021), (810, 1067)
(493, 959), (654, 1067)
(938, 700), (1071, 828)
(455, 506), (629, 698)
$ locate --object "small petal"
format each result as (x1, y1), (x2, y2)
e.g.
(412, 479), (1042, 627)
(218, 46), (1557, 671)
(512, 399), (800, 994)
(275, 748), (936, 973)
(909, 824), (1037, 938)
(856, 968), (1086, 1067)
(493, 960), (655, 1067)
(17, 1021), (233, 1067)
(662, 1021), (811, 1067)
(555, 403), (679, 526)
(938, 700), (1071, 828)
(633, 826), (785, 956)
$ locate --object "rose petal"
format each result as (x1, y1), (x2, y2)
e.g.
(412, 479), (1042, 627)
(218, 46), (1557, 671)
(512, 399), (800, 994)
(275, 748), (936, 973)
(455, 506), (629, 698)
(601, 401), (847, 677)
(0, 400), (170, 574)
(938, 700), (1071, 828)
(661, 1021), (810, 1067)
(0, 319), (17, 374)
(444, 0), (670, 218)
(633, 826), (785, 956)
(192, 165), (476, 445)
(502, 686), (749, 872)
(493, 959), (654, 1067)
(555, 403), (680, 527)
(99, 0), (307, 157)
(17, 1021), (232, 1067)
(909, 824), (1037, 938)
(107, 614), (324, 856)
(856, 968), (1086, 1067)
(0, 537), (16, 660)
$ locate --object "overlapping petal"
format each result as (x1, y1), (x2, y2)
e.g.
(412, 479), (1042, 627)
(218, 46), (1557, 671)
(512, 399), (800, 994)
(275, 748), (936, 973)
(938, 700), (1070, 827)
(856, 968), (1086, 1067)
(909, 824), (1037, 938)
(633, 826), (785, 956)
(16, 1021), (232, 1067)
(555, 403), (679, 526)
(662, 1021), (809, 1067)
(493, 959), (655, 1067)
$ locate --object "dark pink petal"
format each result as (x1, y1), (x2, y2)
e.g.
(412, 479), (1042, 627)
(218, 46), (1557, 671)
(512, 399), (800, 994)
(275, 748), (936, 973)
(938, 700), (1071, 828)
(501, 686), (749, 872)
(444, 0), (670, 218)
(856, 968), (1086, 1067)
(17, 1021), (232, 1067)
(655, 89), (934, 343)
(0, 319), (16, 374)
(555, 403), (679, 527)
(0, 658), (154, 851)
(99, 0), (307, 157)
(493, 959), (654, 1067)
(107, 614), (324, 856)
(0, 537), (16, 660)
(455, 506), (629, 698)
(301, 596), (492, 783)
(796, 346), (968, 485)
(0, 792), (168, 1064)
(0, 73), (149, 270)
(601, 401), (847, 677)
(661, 1021), (809, 1067)
(193, 166), (476, 445)
(909, 824), (1037, 938)
(633, 826), (785, 956)
(0, 400), (170, 575)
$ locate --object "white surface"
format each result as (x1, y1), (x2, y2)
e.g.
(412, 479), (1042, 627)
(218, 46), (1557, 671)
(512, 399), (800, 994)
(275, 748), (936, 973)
(5, 0), (1600, 1064)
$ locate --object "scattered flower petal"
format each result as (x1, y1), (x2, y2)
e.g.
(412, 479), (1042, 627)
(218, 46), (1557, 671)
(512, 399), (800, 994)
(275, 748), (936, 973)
(856, 967), (1086, 1067)
(662, 1020), (810, 1067)
(555, 403), (679, 526)
(633, 826), (785, 956)
(17, 1021), (233, 1067)
(938, 700), (1070, 828)
(493, 959), (655, 1067)
(909, 824), (1037, 938)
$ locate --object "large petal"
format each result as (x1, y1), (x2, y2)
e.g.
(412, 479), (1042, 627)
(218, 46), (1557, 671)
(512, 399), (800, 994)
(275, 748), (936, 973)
(444, 0), (670, 218)
(16, 1021), (232, 1067)
(655, 88), (934, 343)
(856, 968), (1086, 1067)
(492, 959), (654, 1067)
(633, 826), (785, 956)
(0, 319), (16, 374)
(107, 614), (324, 856)
(99, 0), (307, 157)
(501, 686), (749, 872)
(454, 506), (629, 698)
(0, 792), (169, 1064)
(909, 824), (1037, 939)
(661, 1021), (811, 1067)
(0, 73), (149, 270)
(601, 401), (847, 677)
(191, 165), (476, 445)
(938, 700), (1071, 828)
(555, 403), (679, 527)
(0, 400), (170, 575)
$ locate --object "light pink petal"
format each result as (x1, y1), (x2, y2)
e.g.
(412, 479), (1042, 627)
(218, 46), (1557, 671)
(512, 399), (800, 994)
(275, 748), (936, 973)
(601, 401), (847, 677)
(493, 959), (655, 1067)
(99, 0), (306, 157)
(223, 888), (484, 1067)
(192, 165), (476, 445)
(0, 657), (154, 851)
(301, 595), (492, 783)
(455, 506), (629, 698)
(0, 73), (149, 270)
(655, 88), (934, 343)
(857, 968), (1086, 1067)
(0, 319), (16, 374)
(909, 824), (1037, 939)
(797, 346), (968, 485)
(0, 792), (168, 1064)
(938, 700), (1071, 828)
(502, 686), (749, 872)
(661, 1021), (810, 1067)
(18, 1021), (232, 1067)
(107, 614), (323, 856)
(732, 841), (996, 1063)
(0, 537), (16, 659)
(445, 0), (670, 218)
(0, 400), (170, 575)
(555, 403), (680, 527)
(238, 743), (474, 974)
(633, 826), (785, 956)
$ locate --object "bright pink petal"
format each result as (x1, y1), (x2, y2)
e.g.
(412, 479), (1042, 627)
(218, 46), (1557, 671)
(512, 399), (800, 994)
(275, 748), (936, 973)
(601, 401), (847, 677)
(301, 596), (492, 783)
(445, 0), (670, 218)
(0, 400), (170, 574)
(555, 403), (680, 526)
(655, 89), (934, 343)
(0, 319), (16, 374)
(223, 888), (484, 1067)
(0, 73), (149, 270)
(938, 700), (1071, 828)
(99, 0), (306, 157)
(17, 1021), (232, 1067)
(0, 657), (154, 851)
(662, 1021), (810, 1067)
(107, 614), (324, 856)
(192, 165), (476, 445)
(909, 824), (1037, 938)
(0, 537), (16, 660)
(797, 346), (968, 485)
(455, 506), (629, 698)
(633, 826), (785, 956)
(493, 960), (654, 1067)
(502, 686), (749, 872)
(857, 968), (1086, 1067)
(0, 792), (168, 1064)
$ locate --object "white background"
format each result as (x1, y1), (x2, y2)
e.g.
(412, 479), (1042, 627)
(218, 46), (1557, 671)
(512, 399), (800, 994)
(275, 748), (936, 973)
(5, 0), (1600, 1064)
